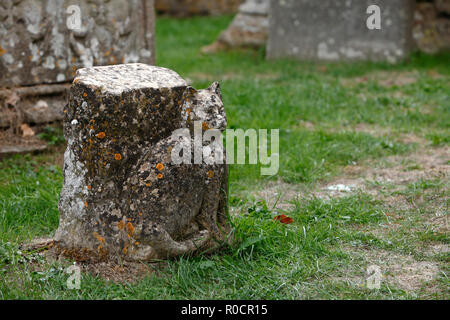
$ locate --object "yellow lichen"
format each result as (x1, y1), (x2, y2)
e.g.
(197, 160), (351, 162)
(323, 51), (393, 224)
(93, 232), (105, 245)
(157, 173), (163, 179)
(156, 163), (164, 171)
(96, 132), (106, 139)
(208, 170), (214, 178)
(114, 153), (122, 161)
(126, 222), (134, 236)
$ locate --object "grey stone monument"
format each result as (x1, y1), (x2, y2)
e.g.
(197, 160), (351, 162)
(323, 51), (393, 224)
(0, 0), (155, 127)
(267, 0), (415, 63)
(55, 64), (230, 261)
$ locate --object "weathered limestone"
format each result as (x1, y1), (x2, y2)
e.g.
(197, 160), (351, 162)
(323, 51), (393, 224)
(155, 0), (243, 16)
(201, 0), (269, 53)
(0, 0), (155, 127)
(267, 0), (415, 62)
(55, 63), (230, 261)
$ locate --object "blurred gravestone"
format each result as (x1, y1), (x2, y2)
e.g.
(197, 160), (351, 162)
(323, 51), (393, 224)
(0, 0), (155, 127)
(267, 0), (415, 62)
(202, 0), (269, 53)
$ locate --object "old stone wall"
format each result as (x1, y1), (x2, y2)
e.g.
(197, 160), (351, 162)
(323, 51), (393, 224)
(155, 0), (243, 16)
(0, 0), (155, 128)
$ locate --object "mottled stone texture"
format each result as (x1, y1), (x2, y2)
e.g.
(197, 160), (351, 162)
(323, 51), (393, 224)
(155, 0), (243, 16)
(55, 64), (230, 261)
(0, 0), (155, 87)
(267, 0), (415, 62)
(0, 0), (155, 128)
(201, 0), (269, 53)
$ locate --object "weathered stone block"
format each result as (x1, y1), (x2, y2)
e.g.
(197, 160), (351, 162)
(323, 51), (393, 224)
(0, 0), (155, 87)
(267, 0), (415, 62)
(55, 63), (230, 261)
(201, 0), (269, 53)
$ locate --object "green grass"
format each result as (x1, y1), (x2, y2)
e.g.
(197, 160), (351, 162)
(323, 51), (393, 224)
(0, 15), (449, 299)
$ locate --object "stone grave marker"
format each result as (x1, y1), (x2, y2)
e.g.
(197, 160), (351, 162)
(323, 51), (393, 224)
(267, 0), (415, 62)
(55, 63), (230, 261)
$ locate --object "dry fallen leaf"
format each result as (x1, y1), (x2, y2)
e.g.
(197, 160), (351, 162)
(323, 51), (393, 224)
(20, 123), (35, 137)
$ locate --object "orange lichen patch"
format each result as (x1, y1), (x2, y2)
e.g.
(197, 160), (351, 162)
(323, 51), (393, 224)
(29, 55), (33, 61)
(157, 173), (163, 179)
(84, 201), (88, 208)
(145, 182), (152, 187)
(117, 220), (125, 230)
(126, 222), (135, 236)
(134, 241), (140, 246)
(96, 132), (106, 139)
(122, 246), (128, 255)
(138, 212), (143, 217)
(83, 92), (88, 97)
(88, 138), (93, 144)
(90, 125), (94, 130)
(202, 122), (210, 131)
(156, 163), (164, 171)
(114, 153), (122, 161)
(208, 170), (214, 178)
(87, 185), (92, 190)
(93, 232), (105, 245)
(0, 46), (6, 56)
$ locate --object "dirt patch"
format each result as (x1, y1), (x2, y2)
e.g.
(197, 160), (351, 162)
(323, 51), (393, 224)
(20, 238), (159, 283)
(334, 248), (441, 292)
(321, 144), (448, 196)
(341, 71), (419, 88)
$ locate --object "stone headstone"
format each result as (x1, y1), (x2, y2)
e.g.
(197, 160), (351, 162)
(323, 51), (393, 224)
(201, 0), (269, 53)
(267, 0), (415, 63)
(55, 63), (230, 261)
(0, 0), (155, 127)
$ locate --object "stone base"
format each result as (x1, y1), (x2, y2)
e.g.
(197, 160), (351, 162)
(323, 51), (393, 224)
(0, 84), (69, 128)
(201, 0), (269, 53)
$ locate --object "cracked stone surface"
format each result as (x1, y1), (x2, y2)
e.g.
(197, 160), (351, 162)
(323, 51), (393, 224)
(55, 63), (230, 261)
